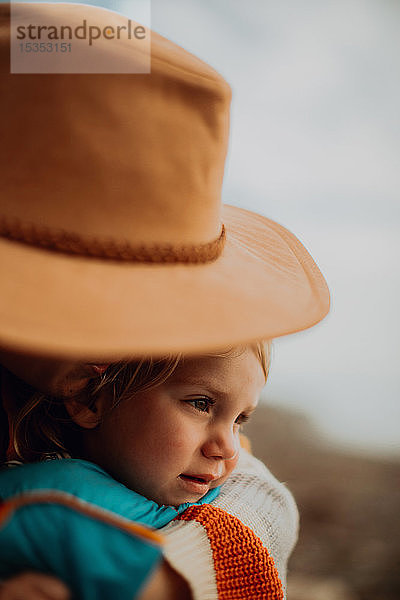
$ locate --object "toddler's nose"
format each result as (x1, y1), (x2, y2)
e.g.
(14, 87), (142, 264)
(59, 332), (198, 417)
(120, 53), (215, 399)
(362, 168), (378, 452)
(202, 427), (239, 461)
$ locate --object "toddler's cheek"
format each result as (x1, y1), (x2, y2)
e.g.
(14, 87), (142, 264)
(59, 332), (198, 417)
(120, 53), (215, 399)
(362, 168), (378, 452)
(217, 456), (239, 487)
(227, 454), (239, 472)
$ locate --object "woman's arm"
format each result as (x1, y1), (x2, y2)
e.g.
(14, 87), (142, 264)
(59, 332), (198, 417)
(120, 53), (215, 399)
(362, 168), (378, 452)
(138, 561), (191, 600)
(0, 563), (192, 600)
(0, 572), (70, 600)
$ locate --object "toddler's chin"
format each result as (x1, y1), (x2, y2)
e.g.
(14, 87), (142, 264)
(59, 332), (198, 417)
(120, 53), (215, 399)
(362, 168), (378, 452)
(154, 491), (207, 508)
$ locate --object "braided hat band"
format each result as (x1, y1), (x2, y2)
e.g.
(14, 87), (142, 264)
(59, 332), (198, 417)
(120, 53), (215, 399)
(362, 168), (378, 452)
(0, 217), (226, 264)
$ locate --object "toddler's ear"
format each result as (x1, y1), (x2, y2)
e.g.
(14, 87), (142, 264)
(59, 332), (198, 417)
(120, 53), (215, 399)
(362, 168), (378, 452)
(64, 399), (102, 429)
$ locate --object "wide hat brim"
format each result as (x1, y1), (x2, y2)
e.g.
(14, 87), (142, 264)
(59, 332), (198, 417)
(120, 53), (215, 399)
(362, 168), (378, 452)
(0, 204), (329, 360)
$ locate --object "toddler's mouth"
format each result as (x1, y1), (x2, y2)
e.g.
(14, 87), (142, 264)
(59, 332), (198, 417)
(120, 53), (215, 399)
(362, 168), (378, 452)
(178, 473), (216, 494)
(180, 474), (207, 483)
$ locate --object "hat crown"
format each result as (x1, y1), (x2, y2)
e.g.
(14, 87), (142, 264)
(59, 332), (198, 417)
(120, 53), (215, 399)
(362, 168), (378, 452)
(0, 3), (231, 249)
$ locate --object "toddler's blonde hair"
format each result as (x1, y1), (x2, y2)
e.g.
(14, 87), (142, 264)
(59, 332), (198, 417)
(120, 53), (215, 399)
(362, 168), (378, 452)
(6, 341), (270, 463)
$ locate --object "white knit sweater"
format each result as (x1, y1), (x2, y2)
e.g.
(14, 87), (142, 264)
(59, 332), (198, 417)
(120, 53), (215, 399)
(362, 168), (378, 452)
(161, 449), (299, 600)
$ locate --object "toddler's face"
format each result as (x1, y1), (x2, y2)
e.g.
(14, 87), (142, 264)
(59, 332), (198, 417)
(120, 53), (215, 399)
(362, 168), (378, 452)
(81, 348), (265, 507)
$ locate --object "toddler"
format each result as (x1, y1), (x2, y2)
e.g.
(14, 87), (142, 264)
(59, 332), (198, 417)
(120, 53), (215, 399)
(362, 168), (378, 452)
(0, 344), (286, 600)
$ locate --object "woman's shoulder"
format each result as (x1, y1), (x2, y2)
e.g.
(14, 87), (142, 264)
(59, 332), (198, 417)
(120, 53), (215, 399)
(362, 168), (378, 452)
(213, 450), (299, 592)
(217, 449), (299, 544)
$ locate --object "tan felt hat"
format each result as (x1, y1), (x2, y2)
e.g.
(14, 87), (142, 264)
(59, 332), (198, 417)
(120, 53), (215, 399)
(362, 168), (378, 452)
(0, 3), (329, 360)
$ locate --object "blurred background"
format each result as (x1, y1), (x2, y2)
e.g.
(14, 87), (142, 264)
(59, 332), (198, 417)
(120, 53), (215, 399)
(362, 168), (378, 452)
(9, 1), (400, 598)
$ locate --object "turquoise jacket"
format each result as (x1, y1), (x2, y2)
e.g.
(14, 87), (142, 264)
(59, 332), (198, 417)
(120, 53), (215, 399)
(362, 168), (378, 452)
(0, 459), (220, 600)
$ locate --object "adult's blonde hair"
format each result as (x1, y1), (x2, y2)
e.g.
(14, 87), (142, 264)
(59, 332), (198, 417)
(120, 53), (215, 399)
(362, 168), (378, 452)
(5, 341), (270, 463)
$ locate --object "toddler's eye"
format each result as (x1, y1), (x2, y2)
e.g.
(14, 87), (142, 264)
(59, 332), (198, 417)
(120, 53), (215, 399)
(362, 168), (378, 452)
(186, 397), (214, 413)
(235, 413), (250, 426)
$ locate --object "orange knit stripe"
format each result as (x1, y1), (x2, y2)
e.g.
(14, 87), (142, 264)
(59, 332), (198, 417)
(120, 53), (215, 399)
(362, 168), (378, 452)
(177, 505), (283, 600)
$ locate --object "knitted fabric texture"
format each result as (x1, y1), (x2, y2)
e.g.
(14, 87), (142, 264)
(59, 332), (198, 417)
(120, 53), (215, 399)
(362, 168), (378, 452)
(162, 451), (298, 599)
(213, 450), (299, 590)
(176, 504), (283, 600)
